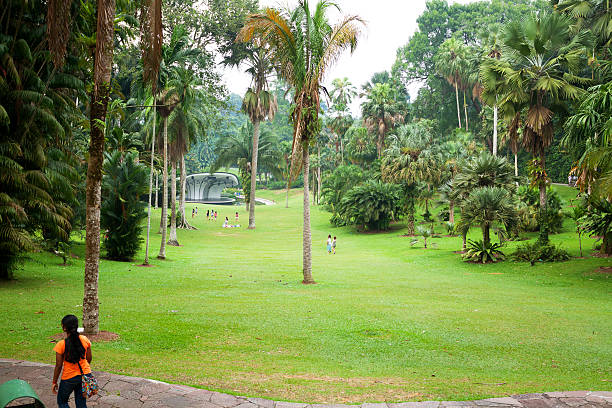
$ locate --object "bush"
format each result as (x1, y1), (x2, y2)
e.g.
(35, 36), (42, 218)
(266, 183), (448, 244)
(463, 239), (505, 263)
(511, 242), (570, 265)
(101, 151), (148, 261)
(267, 180), (287, 190)
(336, 180), (403, 231)
(517, 185), (564, 233)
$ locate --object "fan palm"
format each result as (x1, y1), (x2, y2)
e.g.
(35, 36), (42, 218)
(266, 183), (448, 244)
(461, 186), (517, 247)
(382, 120), (443, 235)
(478, 24), (504, 155)
(237, 0), (364, 283)
(361, 83), (404, 158)
(481, 12), (592, 244)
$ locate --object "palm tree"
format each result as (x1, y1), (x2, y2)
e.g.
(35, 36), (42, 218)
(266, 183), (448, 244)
(485, 12), (592, 244)
(452, 153), (518, 250)
(564, 82), (612, 198)
(478, 25), (503, 155)
(361, 83), (404, 158)
(83, 0), (117, 335)
(140, 0), (163, 266)
(461, 187), (517, 247)
(212, 123), (282, 194)
(381, 120), (443, 235)
(554, 0), (612, 49)
(435, 37), (468, 129)
(237, 0), (364, 284)
(239, 47), (278, 228)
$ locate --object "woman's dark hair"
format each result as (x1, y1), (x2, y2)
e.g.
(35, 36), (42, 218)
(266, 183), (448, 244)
(61, 315), (85, 364)
(328, 234), (331, 238)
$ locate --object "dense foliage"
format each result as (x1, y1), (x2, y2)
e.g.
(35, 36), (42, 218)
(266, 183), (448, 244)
(101, 152), (149, 261)
(335, 181), (403, 231)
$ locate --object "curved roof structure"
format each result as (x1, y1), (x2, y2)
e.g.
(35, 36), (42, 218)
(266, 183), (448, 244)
(185, 172), (239, 205)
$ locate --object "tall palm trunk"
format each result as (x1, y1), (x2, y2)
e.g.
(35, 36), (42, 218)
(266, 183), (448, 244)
(449, 199), (455, 224)
(454, 82), (462, 129)
(285, 180), (290, 208)
(144, 105), (156, 265)
(154, 171), (158, 209)
(158, 118), (168, 258)
(317, 144), (322, 205)
(178, 155), (194, 229)
(514, 153), (518, 177)
(302, 145), (314, 284)
(463, 91), (469, 131)
(493, 104), (498, 156)
(83, 0), (116, 335)
(168, 161), (179, 246)
(248, 119), (260, 229)
(538, 180), (548, 245)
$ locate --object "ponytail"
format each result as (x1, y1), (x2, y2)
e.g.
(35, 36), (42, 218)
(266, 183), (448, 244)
(61, 315), (85, 364)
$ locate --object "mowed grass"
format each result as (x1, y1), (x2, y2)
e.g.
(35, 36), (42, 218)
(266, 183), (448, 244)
(0, 185), (610, 403)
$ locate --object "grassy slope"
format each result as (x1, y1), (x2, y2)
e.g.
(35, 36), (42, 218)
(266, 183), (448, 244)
(0, 185), (610, 403)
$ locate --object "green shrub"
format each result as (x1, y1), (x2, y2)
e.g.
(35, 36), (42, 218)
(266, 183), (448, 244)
(336, 180), (403, 231)
(463, 239), (505, 263)
(101, 151), (148, 261)
(267, 180), (287, 190)
(517, 186), (564, 233)
(511, 242), (570, 265)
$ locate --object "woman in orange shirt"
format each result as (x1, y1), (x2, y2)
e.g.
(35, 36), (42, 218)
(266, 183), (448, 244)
(52, 315), (92, 408)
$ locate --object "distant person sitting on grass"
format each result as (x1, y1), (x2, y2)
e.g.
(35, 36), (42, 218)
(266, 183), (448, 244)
(192, 208), (195, 218)
(327, 234), (332, 254)
(332, 236), (337, 254)
(52, 314), (93, 408)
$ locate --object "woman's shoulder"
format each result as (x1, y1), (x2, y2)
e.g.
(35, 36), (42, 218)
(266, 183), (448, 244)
(79, 335), (91, 347)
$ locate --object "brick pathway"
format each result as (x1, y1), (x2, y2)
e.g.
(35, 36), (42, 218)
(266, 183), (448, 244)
(1, 359), (611, 408)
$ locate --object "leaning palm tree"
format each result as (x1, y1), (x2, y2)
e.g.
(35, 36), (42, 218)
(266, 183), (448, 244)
(239, 46), (278, 228)
(361, 82), (404, 158)
(237, 0), (364, 284)
(483, 12), (592, 244)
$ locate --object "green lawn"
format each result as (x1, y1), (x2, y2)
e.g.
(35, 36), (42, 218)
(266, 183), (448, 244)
(1, 185), (610, 403)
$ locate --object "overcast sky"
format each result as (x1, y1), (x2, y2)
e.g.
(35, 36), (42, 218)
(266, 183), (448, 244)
(222, 0), (478, 114)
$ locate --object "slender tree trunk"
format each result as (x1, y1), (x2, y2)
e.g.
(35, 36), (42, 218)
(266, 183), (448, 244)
(144, 105), (156, 265)
(514, 153), (518, 177)
(248, 119), (260, 229)
(317, 143), (321, 205)
(302, 145), (314, 284)
(340, 136), (344, 165)
(463, 91), (469, 131)
(178, 155), (194, 229)
(83, 0), (116, 336)
(449, 200), (455, 225)
(538, 180), (548, 245)
(155, 171), (158, 209)
(285, 180), (289, 208)
(493, 104), (498, 156)
(168, 161), (179, 246)
(158, 118), (168, 258)
(578, 231), (582, 257)
(455, 82), (462, 129)
(377, 126), (384, 158)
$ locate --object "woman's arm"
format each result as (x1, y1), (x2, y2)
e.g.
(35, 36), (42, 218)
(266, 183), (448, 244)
(52, 352), (63, 394)
(86, 346), (92, 363)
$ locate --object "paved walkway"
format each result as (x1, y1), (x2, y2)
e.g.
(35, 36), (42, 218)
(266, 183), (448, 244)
(1, 359), (611, 408)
